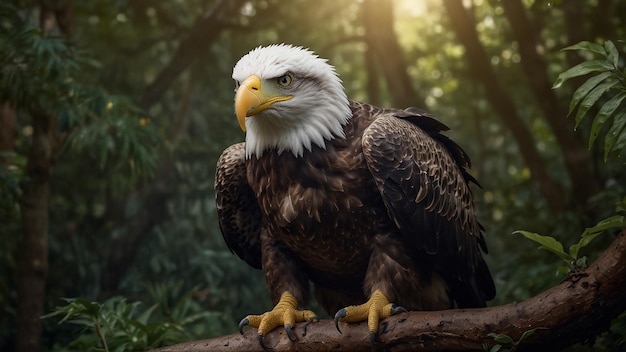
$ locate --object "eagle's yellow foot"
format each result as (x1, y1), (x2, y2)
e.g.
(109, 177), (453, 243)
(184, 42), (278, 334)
(238, 291), (318, 351)
(334, 289), (407, 346)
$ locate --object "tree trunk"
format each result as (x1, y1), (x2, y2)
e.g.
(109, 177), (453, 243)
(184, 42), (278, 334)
(15, 3), (74, 351)
(501, 0), (600, 206)
(0, 104), (16, 165)
(590, 0), (614, 41)
(362, 0), (423, 108)
(40, 0), (74, 36)
(155, 229), (626, 351)
(16, 110), (55, 352)
(443, 0), (567, 212)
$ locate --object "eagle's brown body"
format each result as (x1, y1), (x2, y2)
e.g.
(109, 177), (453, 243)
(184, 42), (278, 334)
(215, 100), (495, 316)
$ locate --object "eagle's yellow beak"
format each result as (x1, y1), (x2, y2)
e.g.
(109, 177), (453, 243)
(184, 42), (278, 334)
(234, 75), (292, 132)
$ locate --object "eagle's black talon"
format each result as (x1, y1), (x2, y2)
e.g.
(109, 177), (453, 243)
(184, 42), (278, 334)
(390, 304), (407, 314)
(238, 317), (249, 335)
(302, 315), (318, 337)
(285, 324), (296, 342)
(334, 309), (347, 334)
(258, 333), (270, 352)
(369, 331), (377, 351)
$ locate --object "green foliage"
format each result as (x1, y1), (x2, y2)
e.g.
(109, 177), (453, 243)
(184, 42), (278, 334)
(44, 284), (217, 352)
(0, 3), (161, 184)
(519, 39), (626, 278)
(553, 40), (626, 161)
(597, 312), (626, 349)
(61, 93), (161, 185)
(483, 328), (545, 352)
(0, 4), (94, 110)
(515, 197), (626, 274)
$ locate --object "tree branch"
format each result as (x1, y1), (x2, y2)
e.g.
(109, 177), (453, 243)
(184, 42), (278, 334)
(156, 229), (626, 351)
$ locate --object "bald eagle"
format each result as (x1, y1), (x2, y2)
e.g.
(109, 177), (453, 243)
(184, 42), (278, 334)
(215, 44), (495, 347)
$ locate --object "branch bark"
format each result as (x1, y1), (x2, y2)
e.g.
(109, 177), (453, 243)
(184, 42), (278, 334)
(155, 229), (626, 352)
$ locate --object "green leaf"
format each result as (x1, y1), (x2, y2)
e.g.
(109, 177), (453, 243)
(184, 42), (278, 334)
(488, 333), (514, 345)
(568, 71), (612, 117)
(604, 105), (626, 160)
(561, 41), (607, 57)
(582, 215), (626, 237)
(519, 327), (541, 341)
(569, 231), (603, 259)
(589, 91), (626, 149)
(553, 60), (613, 89)
(574, 79), (620, 128)
(136, 304), (158, 326)
(514, 231), (572, 263)
(613, 125), (626, 159)
(604, 40), (620, 68)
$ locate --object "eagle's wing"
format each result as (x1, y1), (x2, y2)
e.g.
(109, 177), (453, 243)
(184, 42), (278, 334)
(362, 107), (495, 307)
(215, 142), (262, 269)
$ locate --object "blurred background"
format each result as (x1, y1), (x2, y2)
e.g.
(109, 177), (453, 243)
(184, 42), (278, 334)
(1, 0), (625, 351)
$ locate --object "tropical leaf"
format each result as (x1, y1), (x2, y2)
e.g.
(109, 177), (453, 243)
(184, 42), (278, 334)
(513, 231), (572, 263)
(553, 60), (613, 89)
(604, 105), (626, 160)
(581, 215), (626, 237)
(568, 232), (603, 260)
(488, 333), (515, 345)
(605, 40), (620, 68)
(556, 40), (626, 161)
(561, 41), (607, 57)
(615, 127), (626, 159)
(574, 79), (620, 128)
(589, 91), (626, 149)
(568, 71), (612, 117)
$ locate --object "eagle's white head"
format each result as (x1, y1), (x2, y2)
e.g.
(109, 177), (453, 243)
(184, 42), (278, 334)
(232, 44), (351, 158)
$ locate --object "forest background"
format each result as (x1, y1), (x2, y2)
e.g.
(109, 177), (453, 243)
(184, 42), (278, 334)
(1, 0), (626, 351)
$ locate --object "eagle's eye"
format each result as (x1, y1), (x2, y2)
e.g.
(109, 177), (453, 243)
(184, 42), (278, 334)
(276, 74), (293, 87)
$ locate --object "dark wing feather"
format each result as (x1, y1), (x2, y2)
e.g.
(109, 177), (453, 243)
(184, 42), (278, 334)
(214, 142), (262, 269)
(362, 107), (495, 307)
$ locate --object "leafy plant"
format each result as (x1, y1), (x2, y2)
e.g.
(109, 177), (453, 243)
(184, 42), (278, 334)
(515, 196), (626, 274)
(0, 3), (161, 188)
(483, 328), (545, 352)
(553, 40), (626, 161)
(519, 40), (626, 274)
(43, 285), (218, 352)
